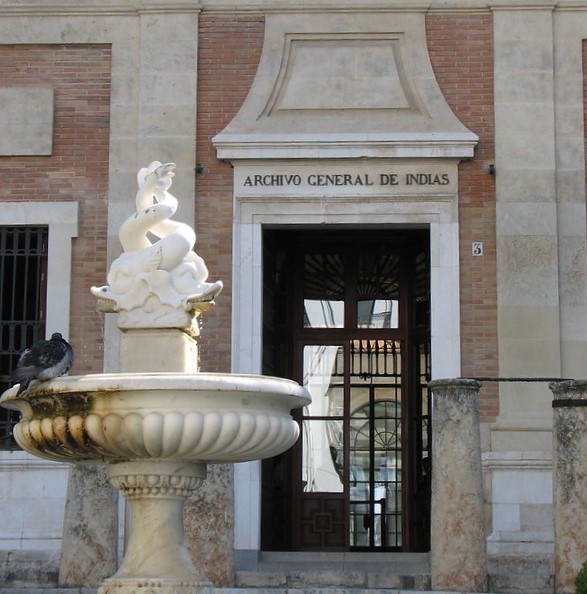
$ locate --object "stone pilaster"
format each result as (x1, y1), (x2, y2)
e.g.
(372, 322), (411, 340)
(430, 378), (488, 592)
(492, 6), (560, 453)
(550, 380), (587, 593)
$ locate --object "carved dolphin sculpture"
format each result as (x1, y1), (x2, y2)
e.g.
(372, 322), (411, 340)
(91, 161), (222, 332)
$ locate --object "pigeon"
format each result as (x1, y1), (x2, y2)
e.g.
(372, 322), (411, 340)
(11, 332), (74, 395)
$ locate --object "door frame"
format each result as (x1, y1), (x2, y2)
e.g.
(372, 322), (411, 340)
(230, 161), (462, 568)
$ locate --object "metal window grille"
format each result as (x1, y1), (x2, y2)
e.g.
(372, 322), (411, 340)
(0, 226), (48, 449)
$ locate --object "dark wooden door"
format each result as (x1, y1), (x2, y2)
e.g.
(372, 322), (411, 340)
(261, 228), (431, 552)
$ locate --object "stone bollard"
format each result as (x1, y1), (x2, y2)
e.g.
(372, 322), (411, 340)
(429, 378), (488, 592)
(550, 380), (587, 594)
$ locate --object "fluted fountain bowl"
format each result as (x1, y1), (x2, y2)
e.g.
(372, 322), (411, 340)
(0, 372), (311, 464)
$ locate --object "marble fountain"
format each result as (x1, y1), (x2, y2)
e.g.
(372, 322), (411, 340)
(0, 161), (311, 594)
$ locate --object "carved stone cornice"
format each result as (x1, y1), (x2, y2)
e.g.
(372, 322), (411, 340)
(0, 0), (202, 16)
(213, 12), (478, 161)
(3, 0), (587, 17)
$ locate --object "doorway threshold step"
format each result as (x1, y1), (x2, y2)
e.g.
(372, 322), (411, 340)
(253, 552), (428, 571)
(224, 590), (529, 594)
(236, 553), (431, 591)
(234, 573), (431, 591)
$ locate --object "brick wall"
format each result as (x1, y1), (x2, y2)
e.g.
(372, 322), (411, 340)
(0, 44), (111, 376)
(196, 16), (265, 372)
(427, 13), (499, 421)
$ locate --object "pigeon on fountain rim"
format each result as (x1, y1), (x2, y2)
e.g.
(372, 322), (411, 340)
(11, 332), (74, 395)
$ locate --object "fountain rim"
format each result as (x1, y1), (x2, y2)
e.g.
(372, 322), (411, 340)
(1, 372), (311, 405)
(1, 371), (310, 465)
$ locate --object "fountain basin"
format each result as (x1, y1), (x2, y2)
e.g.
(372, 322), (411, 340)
(0, 372), (311, 464)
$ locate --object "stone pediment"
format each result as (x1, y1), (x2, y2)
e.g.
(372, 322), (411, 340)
(213, 12), (478, 160)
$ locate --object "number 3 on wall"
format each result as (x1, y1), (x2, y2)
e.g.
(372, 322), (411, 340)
(471, 241), (483, 257)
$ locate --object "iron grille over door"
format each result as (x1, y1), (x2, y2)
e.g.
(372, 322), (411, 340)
(0, 226), (48, 449)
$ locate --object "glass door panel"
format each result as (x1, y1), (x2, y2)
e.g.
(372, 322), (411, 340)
(303, 344), (344, 417)
(303, 253), (345, 328)
(357, 252), (400, 329)
(302, 419), (344, 493)
(349, 340), (403, 549)
(302, 345), (345, 493)
(301, 339), (405, 549)
(301, 344), (346, 548)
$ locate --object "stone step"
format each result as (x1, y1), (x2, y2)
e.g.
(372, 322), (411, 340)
(0, 584), (554, 594)
(487, 554), (554, 594)
(235, 571), (431, 590)
(488, 574), (554, 594)
(0, 554), (555, 594)
(225, 589), (554, 594)
(235, 551), (431, 590)
(256, 551), (430, 571)
(0, 590), (97, 594)
(233, 574), (554, 594)
(232, 552), (555, 594)
(0, 587), (554, 594)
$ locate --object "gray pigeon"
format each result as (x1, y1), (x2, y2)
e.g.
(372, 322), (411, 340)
(11, 332), (74, 395)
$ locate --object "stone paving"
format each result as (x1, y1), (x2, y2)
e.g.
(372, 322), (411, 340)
(0, 551), (555, 594)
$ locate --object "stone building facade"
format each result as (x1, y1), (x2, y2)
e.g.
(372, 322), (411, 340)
(0, 0), (585, 589)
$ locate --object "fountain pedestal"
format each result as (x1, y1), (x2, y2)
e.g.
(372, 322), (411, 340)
(101, 461), (210, 594)
(102, 331), (206, 593)
(120, 329), (200, 373)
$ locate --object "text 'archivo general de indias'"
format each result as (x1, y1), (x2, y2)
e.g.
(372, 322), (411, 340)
(242, 172), (451, 187)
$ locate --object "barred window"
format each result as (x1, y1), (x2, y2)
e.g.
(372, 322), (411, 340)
(0, 226), (48, 449)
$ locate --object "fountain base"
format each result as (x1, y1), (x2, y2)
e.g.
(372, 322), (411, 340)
(98, 576), (212, 594)
(101, 461), (212, 594)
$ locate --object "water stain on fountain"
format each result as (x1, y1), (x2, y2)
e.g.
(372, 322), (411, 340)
(0, 162), (311, 594)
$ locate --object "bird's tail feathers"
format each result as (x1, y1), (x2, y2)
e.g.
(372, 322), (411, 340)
(11, 365), (37, 383)
(15, 377), (32, 395)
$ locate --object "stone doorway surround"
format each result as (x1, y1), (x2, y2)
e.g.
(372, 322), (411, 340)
(213, 11), (477, 567)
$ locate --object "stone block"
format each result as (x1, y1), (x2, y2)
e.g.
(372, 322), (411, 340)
(287, 570), (366, 588)
(0, 549), (60, 588)
(235, 571), (288, 587)
(367, 572), (431, 589)
(0, 88), (54, 156)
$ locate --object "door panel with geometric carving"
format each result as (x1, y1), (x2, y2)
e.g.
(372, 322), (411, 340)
(300, 493), (346, 549)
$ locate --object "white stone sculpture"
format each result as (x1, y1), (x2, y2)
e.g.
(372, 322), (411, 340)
(91, 161), (222, 335)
